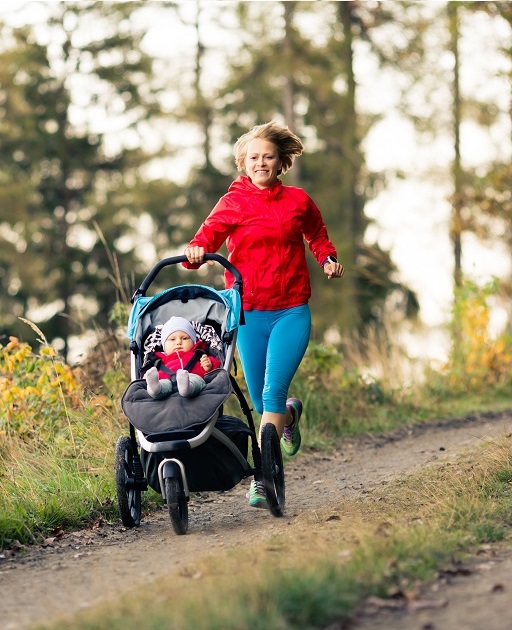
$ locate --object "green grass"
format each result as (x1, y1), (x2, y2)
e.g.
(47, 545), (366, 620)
(293, 367), (512, 441)
(0, 440), (119, 547)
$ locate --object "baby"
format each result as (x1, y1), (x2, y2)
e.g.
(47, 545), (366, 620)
(144, 316), (221, 399)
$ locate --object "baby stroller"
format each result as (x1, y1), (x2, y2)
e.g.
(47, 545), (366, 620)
(116, 254), (285, 534)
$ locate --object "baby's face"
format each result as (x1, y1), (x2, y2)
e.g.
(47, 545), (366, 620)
(164, 330), (194, 354)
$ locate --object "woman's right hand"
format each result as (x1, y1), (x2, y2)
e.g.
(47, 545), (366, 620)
(184, 246), (214, 265)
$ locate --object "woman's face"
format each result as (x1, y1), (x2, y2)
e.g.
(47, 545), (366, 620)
(244, 138), (281, 189)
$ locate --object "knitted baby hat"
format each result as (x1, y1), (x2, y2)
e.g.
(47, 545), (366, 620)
(160, 316), (196, 345)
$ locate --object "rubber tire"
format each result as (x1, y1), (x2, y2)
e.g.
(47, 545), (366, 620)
(115, 435), (142, 527)
(261, 422), (285, 517)
(164, 476), (189, 535)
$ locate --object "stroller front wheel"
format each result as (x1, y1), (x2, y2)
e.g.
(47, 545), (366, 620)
(261, 422), (285, 517)
(115, 435), (142, 527)
(164, 476), (189, 535)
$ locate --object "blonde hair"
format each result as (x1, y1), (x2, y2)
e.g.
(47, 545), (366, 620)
(234, 121), (304, 174)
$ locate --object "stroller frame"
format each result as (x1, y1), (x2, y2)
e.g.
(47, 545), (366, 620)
(116, 254), (285, 534)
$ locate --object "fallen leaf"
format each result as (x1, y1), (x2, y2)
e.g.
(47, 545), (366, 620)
(326, 514), (340, 522)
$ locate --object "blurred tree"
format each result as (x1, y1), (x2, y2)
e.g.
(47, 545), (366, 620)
(8, 0), (509, 361)
(0, 1), (179, 359)
(211, 0), (418, 338)
(306, 0), (418, 334)
(145, 0), (233, 291)
(458, 2), (512, 312)
(382, 2), (511, 298)
(448, 1), (463, 289)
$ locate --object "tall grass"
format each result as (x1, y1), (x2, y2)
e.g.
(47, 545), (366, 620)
(0, 404), (123, 546)
(0, 440), (113, 542)
(0, 329), (126, 546)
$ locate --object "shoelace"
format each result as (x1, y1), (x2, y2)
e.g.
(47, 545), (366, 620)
(283, 408), (297, 440)
(283, 424), (294, 440)
(253, 481), (266, 496)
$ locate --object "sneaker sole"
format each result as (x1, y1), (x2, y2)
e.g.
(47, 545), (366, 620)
(280, 433), (301, 456)
(286, 398), (303, 421)
(282, 398), (302, 456)
(249, 499), (268, 509)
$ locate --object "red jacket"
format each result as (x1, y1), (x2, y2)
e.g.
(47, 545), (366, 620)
(183, 176), (337, 310)
(155, 341), (221, 379)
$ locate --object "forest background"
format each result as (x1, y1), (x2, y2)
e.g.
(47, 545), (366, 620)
(3, 5), (512, 623)
(0, 0), (511, 370)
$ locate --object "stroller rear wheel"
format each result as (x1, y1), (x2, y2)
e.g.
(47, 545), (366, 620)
(164, 476), (189, 535)
(261, 422), (285, 517)
(115, 436), (142, 527)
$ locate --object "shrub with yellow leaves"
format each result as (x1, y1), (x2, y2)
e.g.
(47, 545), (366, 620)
(0, 336), (82, 440)
(445, 279), (512, 391)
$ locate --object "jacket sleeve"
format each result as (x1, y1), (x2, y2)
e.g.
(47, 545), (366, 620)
(182, 196), (237, 269)
(302, 195), (337, 266)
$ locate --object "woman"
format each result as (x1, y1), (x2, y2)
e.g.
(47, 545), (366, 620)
(183, 121), (344, 508)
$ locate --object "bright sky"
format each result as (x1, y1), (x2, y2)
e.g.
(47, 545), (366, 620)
(357, 6), (512, 362)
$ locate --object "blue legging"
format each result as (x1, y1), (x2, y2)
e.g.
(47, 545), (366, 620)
(236, 305), (311, 415)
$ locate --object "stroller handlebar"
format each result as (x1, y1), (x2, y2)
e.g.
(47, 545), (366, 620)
(132, 254), (243, 301)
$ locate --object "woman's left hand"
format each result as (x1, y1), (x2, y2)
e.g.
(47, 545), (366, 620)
(323, 261), (344, 279)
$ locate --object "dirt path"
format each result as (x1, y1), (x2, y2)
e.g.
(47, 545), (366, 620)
(1, 411), (512, 630)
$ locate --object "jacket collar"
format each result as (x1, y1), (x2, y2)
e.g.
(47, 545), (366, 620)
(229, 175), (283, 199)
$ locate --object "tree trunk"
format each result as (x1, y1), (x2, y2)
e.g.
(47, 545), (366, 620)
(282, 1), (300, 185)
(337, 1), (361, 329)
(449, 2), (463, 289)
(193, 2), (212, 168)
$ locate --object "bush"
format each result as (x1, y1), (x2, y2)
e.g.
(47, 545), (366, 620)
(434, 279), (512, 394)
(0, 336), (82, 441)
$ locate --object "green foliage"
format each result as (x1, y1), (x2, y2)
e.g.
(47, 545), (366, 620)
(428, 279), (512, 395)
(290, 341), (410, 438)
(0, 336), (81, 441)
(102, 368), (130, 400)
(108, 301), (131, 330)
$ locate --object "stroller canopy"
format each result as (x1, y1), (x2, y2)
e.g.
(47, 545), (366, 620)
(127, 284), (242, 343)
